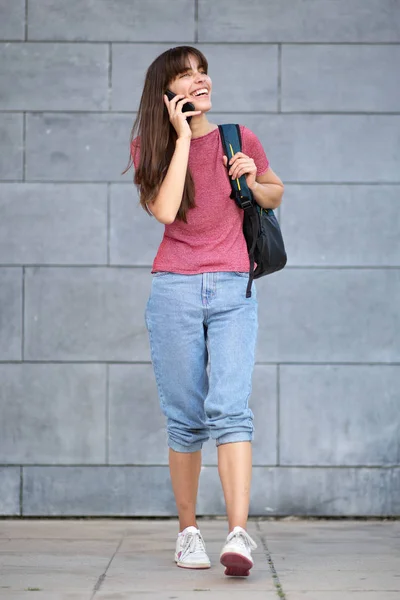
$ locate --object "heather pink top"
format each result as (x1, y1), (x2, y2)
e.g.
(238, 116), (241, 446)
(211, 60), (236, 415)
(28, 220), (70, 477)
(132, 125), (269, 274)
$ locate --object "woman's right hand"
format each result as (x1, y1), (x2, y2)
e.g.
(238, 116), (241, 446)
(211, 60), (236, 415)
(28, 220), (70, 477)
(164, 94), (201, 139)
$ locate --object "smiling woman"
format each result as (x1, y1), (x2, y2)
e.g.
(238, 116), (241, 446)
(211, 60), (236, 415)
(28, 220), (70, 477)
(123, 45), (284, 579)
(167, 57), (212, 109)
(124, 46), (213, 222)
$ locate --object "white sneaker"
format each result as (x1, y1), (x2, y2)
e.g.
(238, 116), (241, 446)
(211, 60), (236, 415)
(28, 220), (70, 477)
(175, 526), (211, 569)
(220, 526), (257, 576)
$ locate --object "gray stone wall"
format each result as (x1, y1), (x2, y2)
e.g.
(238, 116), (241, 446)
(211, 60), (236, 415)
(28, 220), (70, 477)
(0, 0), (399, 517)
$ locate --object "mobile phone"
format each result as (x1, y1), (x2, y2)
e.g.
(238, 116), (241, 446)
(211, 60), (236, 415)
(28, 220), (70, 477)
(165, 89), (195, 121)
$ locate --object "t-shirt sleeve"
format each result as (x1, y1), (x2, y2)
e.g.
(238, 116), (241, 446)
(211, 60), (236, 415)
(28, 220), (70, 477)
(240, 125), (270, 176)
(131, 137), (140, 170)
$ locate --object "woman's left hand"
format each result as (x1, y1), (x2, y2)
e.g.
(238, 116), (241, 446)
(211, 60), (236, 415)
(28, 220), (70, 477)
(222, 152), (257, 190)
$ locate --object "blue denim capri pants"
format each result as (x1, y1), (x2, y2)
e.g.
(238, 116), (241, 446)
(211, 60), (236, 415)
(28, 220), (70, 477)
(145, 271), (258, 453)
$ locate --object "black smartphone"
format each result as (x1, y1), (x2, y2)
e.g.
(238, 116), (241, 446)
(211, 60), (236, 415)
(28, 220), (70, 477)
(165, 89), (195, 121)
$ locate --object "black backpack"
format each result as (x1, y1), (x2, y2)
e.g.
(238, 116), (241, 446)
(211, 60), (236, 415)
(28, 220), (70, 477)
(218, 124), (287, 298)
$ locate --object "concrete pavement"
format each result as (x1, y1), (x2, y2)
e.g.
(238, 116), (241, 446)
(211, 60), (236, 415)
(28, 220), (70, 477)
(0, 518), (399, 599)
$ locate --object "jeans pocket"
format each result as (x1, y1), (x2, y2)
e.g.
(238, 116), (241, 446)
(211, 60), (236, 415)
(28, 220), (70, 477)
(233, 271), (249, 277)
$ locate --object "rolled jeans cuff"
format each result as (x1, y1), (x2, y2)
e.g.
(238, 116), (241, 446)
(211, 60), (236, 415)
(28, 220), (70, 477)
(216, 432), (253, 447)
(168, 439), (205, 453)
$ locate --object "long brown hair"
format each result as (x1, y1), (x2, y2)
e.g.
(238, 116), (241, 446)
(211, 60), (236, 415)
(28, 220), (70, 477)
(123, 46), (208, 223)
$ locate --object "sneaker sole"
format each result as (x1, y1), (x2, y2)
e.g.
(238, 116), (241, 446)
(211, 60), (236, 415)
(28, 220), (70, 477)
(176, 561), (211, 570)
(220, 552), (253, 577)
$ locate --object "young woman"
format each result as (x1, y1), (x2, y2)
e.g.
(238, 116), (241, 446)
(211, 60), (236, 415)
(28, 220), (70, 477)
(128, 46), (284, 577)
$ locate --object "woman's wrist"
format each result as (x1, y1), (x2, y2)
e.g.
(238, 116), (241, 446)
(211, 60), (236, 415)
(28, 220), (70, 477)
(176, 134), (191, 143)
(248, 180), (258, 192)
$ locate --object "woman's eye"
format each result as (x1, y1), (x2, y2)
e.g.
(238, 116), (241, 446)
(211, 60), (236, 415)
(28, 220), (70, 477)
(179, 73), (190, 78)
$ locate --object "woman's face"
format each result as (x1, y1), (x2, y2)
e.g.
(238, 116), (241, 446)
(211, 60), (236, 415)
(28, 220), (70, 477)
(168, 55), (212, 113)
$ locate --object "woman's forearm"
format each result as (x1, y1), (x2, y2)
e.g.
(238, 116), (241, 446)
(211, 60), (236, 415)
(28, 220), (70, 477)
(149, 137), (191, 224)
(249, 181), (284, 210)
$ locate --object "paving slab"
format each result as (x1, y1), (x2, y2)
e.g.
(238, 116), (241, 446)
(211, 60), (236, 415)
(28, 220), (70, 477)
(99, 555), (274, 593)
(0, 519), (398, 599)
(285, 594), (400, 600)
(257, 519), (400, 594)
(96, 593), (278, 600)
(0, 519), (128, 540)
(0, 595), (89, 600)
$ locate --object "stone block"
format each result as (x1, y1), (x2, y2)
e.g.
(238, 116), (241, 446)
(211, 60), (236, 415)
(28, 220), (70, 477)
(281, 185), (400, 267)
(28, 0), (195, 42)
(109, 184), (163, 266)
(20, 465), (400, 516)
(0, 0), (25, 39)
(0, 114), (23, 180)
(108, 364), (168, 464)
(0, 43), (108, 110)
(0, 364), (106, 464)
(110, 364), (277, 467)
(24, 267), (151, 361)
(202, 365), (278, 466)
(198, 0), (400, 42)
(197, 466), (400, 516)
(250, 467), (400, 516)
(26, 113), (133, 182)
(255, 269), (400, 363)
(111, 43), (176, 112)
(22, 467), (176, 516)
(112, 44), (278, 111)
(0, 184), (107, 264)
(214, 113), (400, 183)
(28, 112), (400, 184)
(279, 365), (400, 466)
(0, 268), (22, 360)
(0, 467), (20, 516)
(282, 45), (400, 112)
(200, 44), (278, 112)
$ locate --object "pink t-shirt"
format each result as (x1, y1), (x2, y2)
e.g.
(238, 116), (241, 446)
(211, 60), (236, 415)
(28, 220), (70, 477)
(132, 125), (269, 274)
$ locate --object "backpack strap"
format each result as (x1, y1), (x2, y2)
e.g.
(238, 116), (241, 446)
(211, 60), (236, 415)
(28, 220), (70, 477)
(244, 210), (259, 298)
(218, 124), (253, 210)
(218, 124), (257, 298)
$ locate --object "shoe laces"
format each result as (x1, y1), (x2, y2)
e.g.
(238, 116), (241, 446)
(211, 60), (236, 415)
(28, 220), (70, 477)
(181, 530), (206, 558)
(227, 527), (257, 552)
